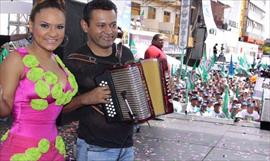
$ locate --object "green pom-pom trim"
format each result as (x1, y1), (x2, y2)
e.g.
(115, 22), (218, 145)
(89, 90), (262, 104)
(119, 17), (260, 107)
(0, 130), (9, 142)
(51, 83), (63, 100)
(68, 74), (78, 94)
(55, 55), (65, 68)
(10, 153), (28, 161)
(22, 55), (39, 68)
(55, 96), (65, 106)
(35, 80), (50, 98)
(63, 91), (73, 105)
(25, 148), (42, 161)
(26, 67), (44, 82)
(38, 138), (50, 153)
(55, 136), (66, 156)
(31, 99), (48, 110)
(44, 71), (58, 85)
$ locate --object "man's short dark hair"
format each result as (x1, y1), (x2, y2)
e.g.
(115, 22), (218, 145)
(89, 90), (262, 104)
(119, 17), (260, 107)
(152, 34), (163, 42)
(83, 0), (117, 25)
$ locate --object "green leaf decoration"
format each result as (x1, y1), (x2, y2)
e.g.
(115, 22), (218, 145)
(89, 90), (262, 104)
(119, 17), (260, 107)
(31, 99), (48, 110)
(25, 148), (42, 161)
(26, 67), (44, 82)
(0, 130), (9, 142)
(35, 80), (50, 98)
(51, 83), (63, 100)
(44, 71), (58, 85)
(55, 136), (66, 156)
(22, 55), (39, 68)
(38, 139), (50, 153)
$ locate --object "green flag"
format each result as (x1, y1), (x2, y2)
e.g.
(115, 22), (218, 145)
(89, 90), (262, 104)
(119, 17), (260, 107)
(222, 86), (230, 118)
(235, 85), (239, 99)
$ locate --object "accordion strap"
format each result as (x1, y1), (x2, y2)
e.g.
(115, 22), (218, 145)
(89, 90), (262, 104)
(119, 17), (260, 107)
(67, 43), (123, 66)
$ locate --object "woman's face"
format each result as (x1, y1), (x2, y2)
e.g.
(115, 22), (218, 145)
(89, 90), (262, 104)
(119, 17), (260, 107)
(29, 8), (65, 52)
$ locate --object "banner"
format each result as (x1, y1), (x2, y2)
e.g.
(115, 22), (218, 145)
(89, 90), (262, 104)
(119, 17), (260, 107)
(178, 0), (191, 49)
(253, 77), (270, 100)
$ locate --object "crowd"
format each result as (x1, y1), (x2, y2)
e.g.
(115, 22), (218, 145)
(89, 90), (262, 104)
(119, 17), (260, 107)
(0, 0), (269, 161)
(171, 67), (264, 122)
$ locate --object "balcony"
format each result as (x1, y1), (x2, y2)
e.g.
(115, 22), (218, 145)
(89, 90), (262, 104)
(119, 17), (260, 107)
(159, 22), (174, 34)
(142, 19), (159, 32)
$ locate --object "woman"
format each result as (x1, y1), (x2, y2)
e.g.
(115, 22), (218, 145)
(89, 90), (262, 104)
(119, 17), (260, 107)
(0, 1), (78, 160)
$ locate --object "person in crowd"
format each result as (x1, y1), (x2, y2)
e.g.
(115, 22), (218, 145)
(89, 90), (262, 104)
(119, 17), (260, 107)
(240, 101), (248, 110)
(236, 103), (260, 121)
(0, 1), (78, 160)
(196, 103), (209, 117)
(186, 96), (200, 114)
(213, 43), (218, 61)
(209, 102), (226, 118)
(62, 0), (135, 160)
(230, 104), (241, 119)
(144, 33), (169, 72)
(0, 33), (30, 47)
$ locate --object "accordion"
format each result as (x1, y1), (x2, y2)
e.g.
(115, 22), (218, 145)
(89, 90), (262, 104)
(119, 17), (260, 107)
(95, 58), (173, 122)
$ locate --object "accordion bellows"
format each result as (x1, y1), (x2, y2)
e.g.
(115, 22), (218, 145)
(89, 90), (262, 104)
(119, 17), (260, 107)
(95, 58), (173, 122)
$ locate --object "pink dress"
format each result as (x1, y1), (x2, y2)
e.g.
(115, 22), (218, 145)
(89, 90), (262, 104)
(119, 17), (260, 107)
(0, 48), (78, 161)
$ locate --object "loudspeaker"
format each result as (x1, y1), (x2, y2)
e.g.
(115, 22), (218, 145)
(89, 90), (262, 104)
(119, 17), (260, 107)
(190, 27), (206, 60)
(260, 98), (270, 131)
(63, 0), (87, 59)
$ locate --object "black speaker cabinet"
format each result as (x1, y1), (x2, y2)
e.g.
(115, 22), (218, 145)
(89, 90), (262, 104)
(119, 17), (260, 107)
(260, 98), (270, 131)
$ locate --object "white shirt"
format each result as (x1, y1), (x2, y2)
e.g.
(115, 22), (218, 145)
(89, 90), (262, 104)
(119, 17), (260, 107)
(236, 109), (260, 121)
(209, 111), (226, 118)
(186, 102), (199, 113)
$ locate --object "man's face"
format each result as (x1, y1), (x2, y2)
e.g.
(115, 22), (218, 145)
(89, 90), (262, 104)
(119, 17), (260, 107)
(214, 105), (220, 113)
(81, 9), (118, 50)
(153, 36), (165, 49)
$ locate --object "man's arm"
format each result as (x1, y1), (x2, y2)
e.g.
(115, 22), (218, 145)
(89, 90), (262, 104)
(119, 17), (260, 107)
(63, 86), (111, 113)
(63, 56), (111, 113)
(10, 33), (29, 41)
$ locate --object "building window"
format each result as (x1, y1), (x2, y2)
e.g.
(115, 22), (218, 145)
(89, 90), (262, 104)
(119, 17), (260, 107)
(163, 11), (171, 22)
(131, 2), (140, 16)
(148, 6), (156, 19)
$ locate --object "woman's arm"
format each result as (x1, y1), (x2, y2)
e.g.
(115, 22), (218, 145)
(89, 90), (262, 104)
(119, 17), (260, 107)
(0, 51), (24, 118)
(63, 86), (111, 113)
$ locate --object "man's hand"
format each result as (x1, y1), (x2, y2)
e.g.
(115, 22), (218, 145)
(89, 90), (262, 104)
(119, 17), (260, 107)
(80, 85), (111, 105)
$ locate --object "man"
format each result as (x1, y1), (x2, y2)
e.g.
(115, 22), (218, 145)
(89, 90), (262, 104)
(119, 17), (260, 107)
(236, 103), (260, 121)
(213, 43), (218, 62)
(186, 95), (200, 114)
(63, 0), (135, 160)
(209, 102), (226, 118)
(0, 33), (29, 47)
(144, 33), (169, 72)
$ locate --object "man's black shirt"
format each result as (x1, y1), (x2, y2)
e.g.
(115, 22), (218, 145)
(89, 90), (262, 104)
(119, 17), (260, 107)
(64, 43), (134, 148)
(0, 35), (11, 47)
